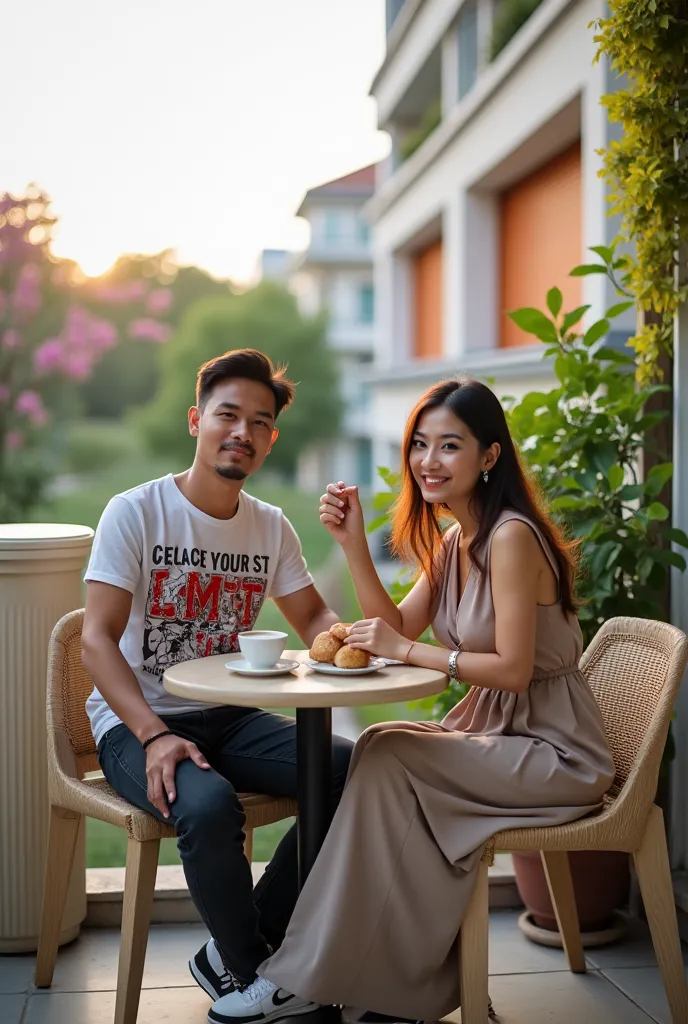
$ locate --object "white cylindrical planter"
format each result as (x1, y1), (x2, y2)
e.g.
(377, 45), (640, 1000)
(0, 523), (94, 953)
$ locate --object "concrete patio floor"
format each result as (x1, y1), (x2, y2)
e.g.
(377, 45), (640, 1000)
(1, 910), (685, 1024)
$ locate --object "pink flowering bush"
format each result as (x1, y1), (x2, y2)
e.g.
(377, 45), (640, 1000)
(0, 187), (170, 521)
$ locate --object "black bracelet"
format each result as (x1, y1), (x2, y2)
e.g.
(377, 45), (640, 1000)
(142, 730), (172, 751)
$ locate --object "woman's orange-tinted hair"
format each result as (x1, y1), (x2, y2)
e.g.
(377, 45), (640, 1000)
(389, 378), (578, 613)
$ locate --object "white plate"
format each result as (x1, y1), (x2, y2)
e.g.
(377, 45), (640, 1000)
(224, 656), (300, 677)
(305, 657), (386, 676)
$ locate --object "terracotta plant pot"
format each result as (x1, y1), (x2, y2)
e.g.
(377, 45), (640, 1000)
(512, 850), (630, 933)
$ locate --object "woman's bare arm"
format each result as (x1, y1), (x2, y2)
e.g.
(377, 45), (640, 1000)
(348, 520), (549, 694)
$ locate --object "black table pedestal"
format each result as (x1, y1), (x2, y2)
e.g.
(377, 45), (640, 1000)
(296, 707), (333, 889)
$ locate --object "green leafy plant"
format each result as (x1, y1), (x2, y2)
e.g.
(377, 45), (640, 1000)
(505, 244), (687, 645)
(592, 2), (688, 380)
(489, 0), (544, 61)
(398, 98), (442, 163)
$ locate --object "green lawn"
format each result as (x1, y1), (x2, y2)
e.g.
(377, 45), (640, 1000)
(41, 420), (422, 868)
(86, 815), (295, 869)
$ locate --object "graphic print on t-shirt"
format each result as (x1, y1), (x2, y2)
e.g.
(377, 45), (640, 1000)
(141, 545), (269, 675)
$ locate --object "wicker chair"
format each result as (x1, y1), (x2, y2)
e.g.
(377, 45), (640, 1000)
(459, 616), (688, 1024)
(35, 608), (297, 1024)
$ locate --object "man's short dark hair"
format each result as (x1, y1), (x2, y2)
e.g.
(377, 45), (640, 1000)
(196, 349), (296, 418)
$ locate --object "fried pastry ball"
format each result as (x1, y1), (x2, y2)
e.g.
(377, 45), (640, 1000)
(309, 631), (343, 663)
(329, 622), (352, 642)
(334, 646), (370, 669)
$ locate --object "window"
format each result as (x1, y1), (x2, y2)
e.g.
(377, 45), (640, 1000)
(324, 211), (340, 241)
(458, 0), (479, 100)
(356, 438), (373, 488)
(386, 0), (405, 33)
(356, 218), (371, 245)
(412, 239), (443, 359)
(358, 284), (375, 324)
(499, 142), (582, 348)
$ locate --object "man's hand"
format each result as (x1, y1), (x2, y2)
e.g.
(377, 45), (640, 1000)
(145, 733), (210, 818)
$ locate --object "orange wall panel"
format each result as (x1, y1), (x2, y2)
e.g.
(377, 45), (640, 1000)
(499, 142), (582, 348)
(413, 239), (443, 359)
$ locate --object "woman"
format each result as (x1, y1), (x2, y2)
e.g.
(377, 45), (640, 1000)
(210, 379), (614, 1024)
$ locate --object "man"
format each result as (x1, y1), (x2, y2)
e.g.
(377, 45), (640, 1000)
(82, 348), (353, 1020)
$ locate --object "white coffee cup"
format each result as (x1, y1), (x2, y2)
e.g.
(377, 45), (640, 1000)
(238, 630), (288, 670)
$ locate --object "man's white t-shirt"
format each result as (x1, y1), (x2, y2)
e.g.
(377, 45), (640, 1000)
(84, 474), (313, 746)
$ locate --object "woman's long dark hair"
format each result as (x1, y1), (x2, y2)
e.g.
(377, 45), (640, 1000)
(389, 378), (578, 613)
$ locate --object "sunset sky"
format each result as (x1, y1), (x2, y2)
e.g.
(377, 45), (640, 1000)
(2, 0), (389, 281)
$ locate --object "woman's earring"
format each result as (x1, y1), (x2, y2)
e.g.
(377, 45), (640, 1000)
(483, 470), (489, 483)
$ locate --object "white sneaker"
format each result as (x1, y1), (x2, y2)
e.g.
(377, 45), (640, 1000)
(208, 975), (319, 1024)
(189, 938), (237, 1001)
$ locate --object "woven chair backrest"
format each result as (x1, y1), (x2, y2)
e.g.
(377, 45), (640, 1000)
(581, 617), (687, 799)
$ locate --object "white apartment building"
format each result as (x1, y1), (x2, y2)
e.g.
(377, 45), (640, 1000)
(369, 0), (688, 916)
(367, 0), (634, 475)
(290, 165), (377, 492)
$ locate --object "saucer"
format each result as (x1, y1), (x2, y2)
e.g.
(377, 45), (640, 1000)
(305, 657), (386, 676)
(224, 655), (300, 677)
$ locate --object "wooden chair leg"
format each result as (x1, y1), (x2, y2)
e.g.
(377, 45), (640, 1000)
(244, 829), (254, 863)
(540, 851), (586, 973)
(114, 837), (160, 1024)
(459, 857), (490, 1024)
(35, 806), (82, 988)
(633, 804), (688, 1024)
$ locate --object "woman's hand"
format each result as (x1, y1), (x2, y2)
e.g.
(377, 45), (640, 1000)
(345, 617), (411, 661)
(319, 481), (366, 548)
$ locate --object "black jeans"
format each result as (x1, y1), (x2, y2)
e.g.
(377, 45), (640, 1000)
(98, 706), (353, 984)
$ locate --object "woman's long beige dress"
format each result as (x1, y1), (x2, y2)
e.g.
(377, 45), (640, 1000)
(262, 511), (615, 1020)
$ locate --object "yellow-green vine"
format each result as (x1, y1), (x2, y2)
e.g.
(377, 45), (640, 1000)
(592, 1), (688, 382)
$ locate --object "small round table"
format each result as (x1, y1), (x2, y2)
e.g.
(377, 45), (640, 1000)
(163, 650), (447, 887)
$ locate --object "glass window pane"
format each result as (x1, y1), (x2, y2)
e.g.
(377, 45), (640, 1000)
(357, 218), (371, 244)
(324, 211), (340, 240)
(458, 0), (479, 99)
(358, 284), (375, 323)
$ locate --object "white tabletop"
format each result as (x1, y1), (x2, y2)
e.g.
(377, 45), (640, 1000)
(163, 650), (447, 709)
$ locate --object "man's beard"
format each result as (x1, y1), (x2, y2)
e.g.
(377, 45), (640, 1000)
(215, 464), (248, 481)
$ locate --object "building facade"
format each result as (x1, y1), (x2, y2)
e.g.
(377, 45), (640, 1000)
(290, 165), (377, 492)
(370, 0), (688, 912)
(367, 0), (634, 476)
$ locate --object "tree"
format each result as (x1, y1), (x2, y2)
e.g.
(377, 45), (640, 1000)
(78, 253), (236, 419)
(0, 187), (169, 521)
(137, 282), (343, 479)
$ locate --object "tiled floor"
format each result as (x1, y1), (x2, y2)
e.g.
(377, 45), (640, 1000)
(1, 911), (685, 1023)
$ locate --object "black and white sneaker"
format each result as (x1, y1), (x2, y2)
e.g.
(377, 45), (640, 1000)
(189, 938), (237, 1001)
(208, 976), (319, 1023)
